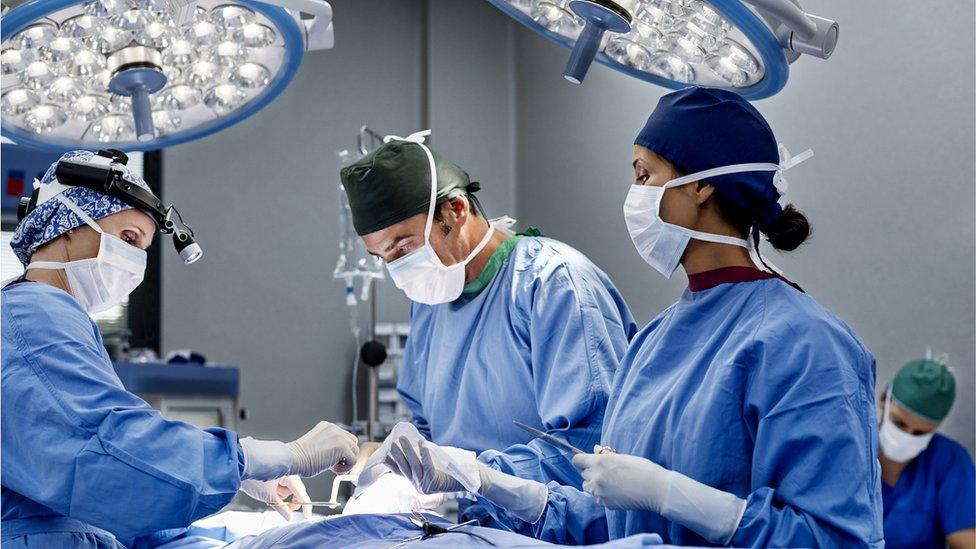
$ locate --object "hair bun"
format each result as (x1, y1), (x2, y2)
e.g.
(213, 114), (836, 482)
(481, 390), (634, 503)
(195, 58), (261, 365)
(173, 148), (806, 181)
(763, 204), (811, 251)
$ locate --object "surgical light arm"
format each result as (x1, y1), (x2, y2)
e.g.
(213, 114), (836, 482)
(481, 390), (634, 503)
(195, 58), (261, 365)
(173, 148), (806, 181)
(269, 0), (334, 51)
(743, 0), (838, 59)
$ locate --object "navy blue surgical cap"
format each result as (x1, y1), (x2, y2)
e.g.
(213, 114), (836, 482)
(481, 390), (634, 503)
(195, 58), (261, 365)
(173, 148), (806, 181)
(635, 86), (782, 229)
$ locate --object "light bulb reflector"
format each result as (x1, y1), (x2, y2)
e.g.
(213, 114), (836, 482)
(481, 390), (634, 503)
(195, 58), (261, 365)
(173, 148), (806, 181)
(112, 9), (152, 32)
(89, 114), (135, 141)
(705, 38), (759, 87)
(530, 1), (582, 36)
(138, 18), (176, 48)
(152, 109), (182, 134)
(69, 94), (112, 121)
(40, 37), (80, 66)
(69, 49), (105, 78)
(230, 62), (270, 88)
(163, 38), (197, 66)
(13, 23), (57, 50)
(23, 104), (68, 133)
(204, 83), (246, 113)
(63, 15), (103, 41)
(89, 26), (135, 54)
(157, 84), (202, 110)
(1, 48), (35, 75)
(187, 60), (221, 87)
(21, 61), (59, 89)
(186, 20), (222, 47)
(661, 29), (706, 63)
(211, 40), (246, 65)
(234, 23), (276, 48)
(2, 88), (41, 116)
(209, 5), (255, 29)
(648, 51), (694, 82)
(85, 0), (130, 18)
(47, 76), (85, 103)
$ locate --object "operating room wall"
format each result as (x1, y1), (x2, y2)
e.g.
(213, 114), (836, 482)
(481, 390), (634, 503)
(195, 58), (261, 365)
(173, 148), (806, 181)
(159, 0), (516, 496)
(513, 2), (976, 453)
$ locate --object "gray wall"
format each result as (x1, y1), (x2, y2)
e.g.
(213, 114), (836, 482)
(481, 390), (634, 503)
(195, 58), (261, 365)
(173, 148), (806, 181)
(513, 2), (975, 451)
(160, 0), (516, 497)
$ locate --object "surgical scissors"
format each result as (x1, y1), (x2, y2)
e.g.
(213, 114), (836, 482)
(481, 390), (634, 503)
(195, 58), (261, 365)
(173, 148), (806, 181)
(386, 509), (492, 548)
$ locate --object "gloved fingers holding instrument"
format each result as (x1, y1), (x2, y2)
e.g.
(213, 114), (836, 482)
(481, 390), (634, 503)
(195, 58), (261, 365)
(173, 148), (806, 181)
(385, 436), (549, 524)
(240, 475), (312, 520)
(240, 421), (359, 481)
(385, 436), (466, 494)
(573, 446), (747, 545)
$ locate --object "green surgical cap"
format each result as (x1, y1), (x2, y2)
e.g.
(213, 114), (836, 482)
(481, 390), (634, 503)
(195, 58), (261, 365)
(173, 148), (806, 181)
(340, 140), (478, 236)
(891, 359), (956, 423)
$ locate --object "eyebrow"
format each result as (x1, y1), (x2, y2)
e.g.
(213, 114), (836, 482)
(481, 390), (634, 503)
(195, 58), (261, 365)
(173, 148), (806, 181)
(384, 235), (413, 254)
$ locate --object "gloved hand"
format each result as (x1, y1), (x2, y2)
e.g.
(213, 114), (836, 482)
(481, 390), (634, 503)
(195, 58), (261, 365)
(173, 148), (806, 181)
(573, 450), (673, 511)
(573, 447), (746, 545)
(285, 421), (360, 477)
(240, 475), (312, 520)
(386, 436), (466, 494)
(386, 437), (548, 524)
(241, 422), (359, 481)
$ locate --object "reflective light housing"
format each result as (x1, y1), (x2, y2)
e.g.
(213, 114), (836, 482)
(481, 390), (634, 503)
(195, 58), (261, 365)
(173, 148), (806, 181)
(2, 0), (333, 151)
(488, 0), (837, 99)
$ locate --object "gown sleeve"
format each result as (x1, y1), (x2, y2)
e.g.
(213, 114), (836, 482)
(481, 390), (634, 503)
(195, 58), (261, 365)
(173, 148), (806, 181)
(474, 482), (610, 545)
(936, 439), (976, 535)
(1, 288), (242, 543)
(732, 320), (885, 548)
(478, 261), (625, 486)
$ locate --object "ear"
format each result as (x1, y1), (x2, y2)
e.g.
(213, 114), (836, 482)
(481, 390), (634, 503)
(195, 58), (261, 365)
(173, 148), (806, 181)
(445, 195), (468, 225)
(693, 182), (716, 206)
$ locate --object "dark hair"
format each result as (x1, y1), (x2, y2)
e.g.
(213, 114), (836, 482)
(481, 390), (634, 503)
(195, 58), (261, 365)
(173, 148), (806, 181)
(763, 204), (811, 251)
(432, 192), (480, 223)
(712, 191), (811, 251)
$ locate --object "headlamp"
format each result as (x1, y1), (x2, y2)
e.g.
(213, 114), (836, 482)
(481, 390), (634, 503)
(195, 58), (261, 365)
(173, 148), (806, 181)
(17, 148), (202, 264)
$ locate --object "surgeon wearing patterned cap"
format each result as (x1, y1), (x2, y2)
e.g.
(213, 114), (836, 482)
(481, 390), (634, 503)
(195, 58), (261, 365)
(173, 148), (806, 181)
(341, 131), (637, 525)
(2, 151), (359, 548)
(878, 356), (975, 549)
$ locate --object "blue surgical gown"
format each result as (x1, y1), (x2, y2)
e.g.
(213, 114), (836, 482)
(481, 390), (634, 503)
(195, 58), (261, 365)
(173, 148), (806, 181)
(1, 282), (243, 547)
(398, 236), (636, 491)
(482, 274), (884, 547)
(882, 433), (976, 549)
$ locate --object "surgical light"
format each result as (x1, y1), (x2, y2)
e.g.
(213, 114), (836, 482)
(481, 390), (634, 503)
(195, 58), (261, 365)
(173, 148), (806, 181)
(486, 0), (839, 99)
(1, 0), (334, 151)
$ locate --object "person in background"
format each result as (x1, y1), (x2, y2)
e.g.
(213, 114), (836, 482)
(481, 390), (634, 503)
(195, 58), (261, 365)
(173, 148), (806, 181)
(878, 356), (975, 549)
(1, 150), (359, 548)
(384, 87), (884, 547)
(339, 130), (637, 524)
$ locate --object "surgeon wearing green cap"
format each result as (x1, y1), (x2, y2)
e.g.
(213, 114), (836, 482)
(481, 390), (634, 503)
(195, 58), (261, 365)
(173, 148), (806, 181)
(878, 356), (975, 549)
(341, 130), (637, 525)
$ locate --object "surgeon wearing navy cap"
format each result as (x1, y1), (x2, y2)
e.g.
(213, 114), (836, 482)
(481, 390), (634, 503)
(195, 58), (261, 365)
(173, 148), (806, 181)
(383, 87), (884, 547)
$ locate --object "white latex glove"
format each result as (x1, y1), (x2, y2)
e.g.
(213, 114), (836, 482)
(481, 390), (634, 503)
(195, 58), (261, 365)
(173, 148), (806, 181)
(240, 475), (312, 520)
(285, 421), (360, 477)
(385, 436), (466, 494)
(573, 450), (671, 512)
(573, 448), (746, 545)
(240, 422), (358, 480)
(386, 437), (547, 523)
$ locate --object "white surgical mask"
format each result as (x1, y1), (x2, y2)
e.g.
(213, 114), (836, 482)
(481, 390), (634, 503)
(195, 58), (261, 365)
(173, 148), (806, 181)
(879, 390), (934, 463)
(27, 195), (146, 315)
(624, 147), (814, 279)
(383, 130), (494, 305)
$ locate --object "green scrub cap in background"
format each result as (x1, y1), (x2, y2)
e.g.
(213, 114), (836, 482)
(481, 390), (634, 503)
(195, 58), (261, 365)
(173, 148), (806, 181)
(340, 133), (483, 236)
(891, 358), (956, 423)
